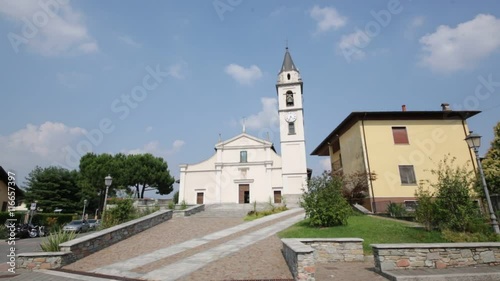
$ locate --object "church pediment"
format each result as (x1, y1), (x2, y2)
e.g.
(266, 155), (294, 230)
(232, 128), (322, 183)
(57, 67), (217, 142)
(215, 133), (272, 150)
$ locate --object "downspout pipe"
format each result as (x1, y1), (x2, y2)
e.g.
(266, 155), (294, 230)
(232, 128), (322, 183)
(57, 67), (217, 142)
(361, 113), (376, 213)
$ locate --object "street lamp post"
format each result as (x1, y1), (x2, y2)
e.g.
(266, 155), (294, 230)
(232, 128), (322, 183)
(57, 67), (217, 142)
(82, 199), (87, 220)
(465, 131), (500, 234)
(103, 175), (113, 220)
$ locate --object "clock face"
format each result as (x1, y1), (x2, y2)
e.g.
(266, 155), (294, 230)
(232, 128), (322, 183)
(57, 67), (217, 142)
(285, 112), (297, 123)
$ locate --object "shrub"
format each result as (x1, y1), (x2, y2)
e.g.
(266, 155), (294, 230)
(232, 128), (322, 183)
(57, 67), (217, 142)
(301, 171), (352, 227)
(415, 185), (437, 231)
(340, 172), (374, 205)
(40, 229), (77, 252)
(180, 200), (187, 210)
(387, 203), (406, 217)
(430, 156), (483, 232)
(442, 229), (500, 243)
(102, 198), (137, 228)
(173, 191), (179, 204)
(168, 201), (175, 210)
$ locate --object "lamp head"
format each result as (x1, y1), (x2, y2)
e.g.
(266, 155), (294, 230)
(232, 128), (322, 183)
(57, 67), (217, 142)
(465, 131), (481, 149)
(104, 174), (113, 186)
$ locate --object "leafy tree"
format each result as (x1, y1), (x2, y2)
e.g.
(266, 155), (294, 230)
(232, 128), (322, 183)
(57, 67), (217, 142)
(482, 121), (500, 194)
(301, 171), (352, 227)
(78, 153), (130, 214)
(24, 166), (81, 213)
(125, 154), (175, 198)
(424, 156), (483, 232)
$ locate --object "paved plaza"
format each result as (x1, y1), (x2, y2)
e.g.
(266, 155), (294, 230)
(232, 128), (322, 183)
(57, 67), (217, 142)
(6, 206), (497, 280)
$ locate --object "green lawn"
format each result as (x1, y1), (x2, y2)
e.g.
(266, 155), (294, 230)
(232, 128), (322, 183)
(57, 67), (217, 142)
(278, 215), (446, 254)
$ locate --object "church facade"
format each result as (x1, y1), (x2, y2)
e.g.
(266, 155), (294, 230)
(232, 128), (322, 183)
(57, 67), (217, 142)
(178, 48), (309, 206)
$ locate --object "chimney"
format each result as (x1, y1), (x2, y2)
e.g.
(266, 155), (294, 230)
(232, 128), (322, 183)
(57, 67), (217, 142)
(402, 105), (407, 112)
(441, 103), (451, 111)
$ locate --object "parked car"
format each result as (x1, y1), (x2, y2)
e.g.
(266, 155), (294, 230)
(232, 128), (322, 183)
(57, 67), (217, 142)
(87, 219), (101, 230)
(63, 220), (89, 233)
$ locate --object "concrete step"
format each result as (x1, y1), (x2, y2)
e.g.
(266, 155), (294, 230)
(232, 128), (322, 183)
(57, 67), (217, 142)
(382, 266), (500, 281)
(190, 203), (282, 218)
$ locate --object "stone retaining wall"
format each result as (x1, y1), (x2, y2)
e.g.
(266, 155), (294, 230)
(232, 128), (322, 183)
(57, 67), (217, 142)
(173, 204), (204, 217)
(17, 252), (74, 270)
(17, 209), (172, 269)
(372, 243), (500, 272)
(282, 238), (364, 281)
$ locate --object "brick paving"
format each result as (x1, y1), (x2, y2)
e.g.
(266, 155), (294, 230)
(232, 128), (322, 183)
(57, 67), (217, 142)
(64, 216), (243, 272)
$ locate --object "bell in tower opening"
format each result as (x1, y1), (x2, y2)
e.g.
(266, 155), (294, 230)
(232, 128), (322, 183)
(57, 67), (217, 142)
(286, 91), (294, 106)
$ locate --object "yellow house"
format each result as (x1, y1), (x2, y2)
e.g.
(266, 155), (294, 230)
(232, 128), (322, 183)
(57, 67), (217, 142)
(0, 166), (23, 212)
(311, 105), (480, 213)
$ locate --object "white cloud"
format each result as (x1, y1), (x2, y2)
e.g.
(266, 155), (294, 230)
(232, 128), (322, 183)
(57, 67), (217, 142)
(244, 98), (279, 130)
(117, 35), (141, 48)
(124, 140), (185, 157)
(337, 30), (370, 61)
(0, 122), (87, 182)
(225, 64), (262, 85)
(419, 14), (500, 73)
(310, 5), (347, 34)
(145, 126), (153, 133)
(168, 61), (188, 79)
(0, 0), (98, 56)
(320, 158), (331, 172)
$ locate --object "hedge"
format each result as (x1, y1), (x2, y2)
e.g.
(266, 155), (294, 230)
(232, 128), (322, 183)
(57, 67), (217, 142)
(0, 212), (75, 226)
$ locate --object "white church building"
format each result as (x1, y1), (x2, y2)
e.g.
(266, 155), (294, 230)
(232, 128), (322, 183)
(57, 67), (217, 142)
(178, 48), (309, 206)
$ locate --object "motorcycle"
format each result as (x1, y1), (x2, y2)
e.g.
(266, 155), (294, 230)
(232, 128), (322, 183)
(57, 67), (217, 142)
(28, 224), (46, 238)
(14, 223), (45, 238)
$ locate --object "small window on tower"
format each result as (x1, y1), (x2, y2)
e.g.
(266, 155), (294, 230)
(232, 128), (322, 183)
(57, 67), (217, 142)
(286, 91), (294, 106)
(288, 122), (295, 135)
(287, 73), (290, 80)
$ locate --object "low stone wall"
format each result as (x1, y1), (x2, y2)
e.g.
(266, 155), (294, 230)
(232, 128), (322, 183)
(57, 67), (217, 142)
(17, 209), (173, 269)
(17, 252), (74, 270)
(372, 243), (500, 272)
(173, 204), (204, 217)
(282, 238), (364, 281)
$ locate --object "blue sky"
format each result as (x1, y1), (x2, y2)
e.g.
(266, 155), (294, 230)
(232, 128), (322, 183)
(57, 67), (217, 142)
(1, 0), (499, 198)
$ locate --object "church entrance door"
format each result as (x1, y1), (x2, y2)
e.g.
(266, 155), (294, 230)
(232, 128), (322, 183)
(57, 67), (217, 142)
(196, 192), (204, 204)
(238, 184), (250, 204)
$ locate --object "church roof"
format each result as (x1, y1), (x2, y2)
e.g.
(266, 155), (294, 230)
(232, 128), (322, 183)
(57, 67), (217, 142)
(279, 47), (298, 73)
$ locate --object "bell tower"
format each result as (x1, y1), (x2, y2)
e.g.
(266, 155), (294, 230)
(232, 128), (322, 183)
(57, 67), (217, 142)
(276, 47), (308, 206)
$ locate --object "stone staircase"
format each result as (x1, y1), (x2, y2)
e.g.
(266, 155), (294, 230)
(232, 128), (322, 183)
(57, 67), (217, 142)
(190, 203), (275, 218)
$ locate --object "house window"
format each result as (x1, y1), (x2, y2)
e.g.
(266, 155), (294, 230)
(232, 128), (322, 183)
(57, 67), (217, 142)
(288, 122), (295, 135)
(240, 151), (247, 163)
(286, 91), (294, 106)
(404, 200), (418, 211)
(392, 127), (409, 144)
(399, 165), (416, 184)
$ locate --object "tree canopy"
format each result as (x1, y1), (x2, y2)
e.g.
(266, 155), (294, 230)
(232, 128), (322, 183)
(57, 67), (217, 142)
(24, 166), (81, 213)
(482, 121), (500, 194)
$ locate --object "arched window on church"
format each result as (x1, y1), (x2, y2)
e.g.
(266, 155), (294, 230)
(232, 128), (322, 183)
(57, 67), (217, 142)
(240, 151), (247, 163)
(286, 91), (294, 106)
